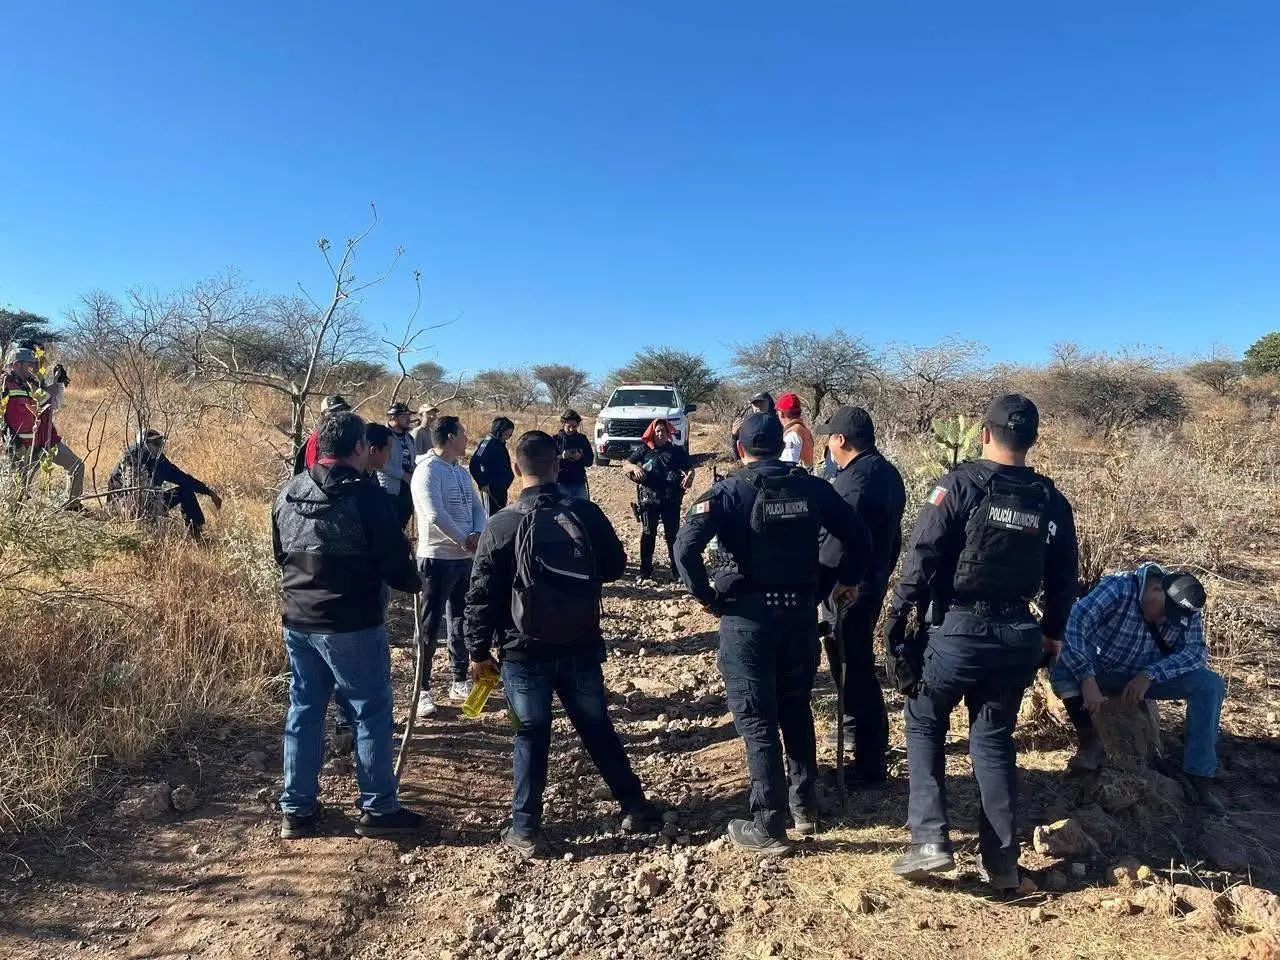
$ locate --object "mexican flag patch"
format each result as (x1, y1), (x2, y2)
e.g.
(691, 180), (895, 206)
(927, 486), (948, 506)
(689, 499), (712, 517)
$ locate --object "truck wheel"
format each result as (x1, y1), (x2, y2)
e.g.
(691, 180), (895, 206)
(594, 456), (611, 467)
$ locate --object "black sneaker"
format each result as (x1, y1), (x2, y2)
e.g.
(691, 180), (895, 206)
(619, 801), (664, 833)
(790, 806), (819, 837)
(500, 826), (540, 859)
(891, 842), (955, 880)
(280, 809), (319, 840)
(354, 807), (426, 838)
(976, 858), (1021, 893)
(727, 819), (793, 857)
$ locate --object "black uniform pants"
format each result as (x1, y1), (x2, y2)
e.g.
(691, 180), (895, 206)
(824, 587), (889, 775)
(484, 485), (509, 516)
(638, 500), (681, 577)
(905, 610), (1042, 870)
(396, 483), (414, 531)
(718, 595), (820, 839)
(161, 485), (205, 533)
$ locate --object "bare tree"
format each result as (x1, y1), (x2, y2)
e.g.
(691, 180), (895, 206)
(533, 363), (589, 409)
(471, 368), (539, 411)
(186, 206), (422, 462)
(732, 329), (873, 417)
(881, 335), (989, 432)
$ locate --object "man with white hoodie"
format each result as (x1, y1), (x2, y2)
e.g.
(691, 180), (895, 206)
(411, 415), (487, 716)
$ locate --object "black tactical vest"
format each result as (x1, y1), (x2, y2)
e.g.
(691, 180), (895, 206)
(747, 469), (821, 590)
(952, 471), (1052, 602)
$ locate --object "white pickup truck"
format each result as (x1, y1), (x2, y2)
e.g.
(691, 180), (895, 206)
(592, 383), (697, 466)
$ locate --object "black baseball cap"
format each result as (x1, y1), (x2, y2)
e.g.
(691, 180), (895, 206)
(561, 408), (582, 423)
(750, 391), (774, 408)
(386, 401), (411, 416)
(814, 406), (875, 446)
(983, 394), (1039, 442)
(321, 394), (351, 414)
(739, 411), (784, 456)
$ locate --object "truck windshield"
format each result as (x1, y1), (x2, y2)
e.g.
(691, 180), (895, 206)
(608, 389), (676, 408)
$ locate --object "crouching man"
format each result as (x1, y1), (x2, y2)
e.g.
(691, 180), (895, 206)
(464, 430), (662, 857)
(1052, 563), (1225, 813)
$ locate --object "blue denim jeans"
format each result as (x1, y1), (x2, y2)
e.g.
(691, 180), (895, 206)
(502, 653), (645, 838)
(280, 625), (400, 816)
(1050, 660), (1224, 777)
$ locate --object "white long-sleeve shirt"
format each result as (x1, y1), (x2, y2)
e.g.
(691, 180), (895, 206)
(412, 453), (486, 560)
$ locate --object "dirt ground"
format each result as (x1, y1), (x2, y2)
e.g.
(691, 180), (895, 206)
(4, 445), (1280, 960)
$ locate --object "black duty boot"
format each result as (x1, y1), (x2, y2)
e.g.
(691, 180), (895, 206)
(976, 857), (1021, 893)
(727, 819), (794, 857)
(620, 800), (665, 834)
(790, 805), (818, 837)
(1068, 727), (1107, 773)
(354, 807), (426, 838)
(1188, 775), (1227, 816)
(891, 842), (956, 880)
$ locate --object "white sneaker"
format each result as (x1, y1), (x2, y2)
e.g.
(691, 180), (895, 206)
(415, 690), (437, 718)
(449, 680), (473, 702)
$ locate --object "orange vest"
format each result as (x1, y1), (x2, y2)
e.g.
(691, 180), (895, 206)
(784, 420), (815, 469)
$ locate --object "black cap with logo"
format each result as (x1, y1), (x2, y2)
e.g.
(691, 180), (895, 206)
(738, 412), (784, 457)
(983, 393), (1040, 444)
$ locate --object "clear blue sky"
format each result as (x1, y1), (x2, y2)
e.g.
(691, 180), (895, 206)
(2, 1), (1277, 379)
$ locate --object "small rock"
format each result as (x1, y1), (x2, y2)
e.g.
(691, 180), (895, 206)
(407, 872), (421, 886)
(1136, 865), (1155, 882)
(1017, 876), (1039, 896)
(913, 917), (945, 931)
(1183, 907), (1223, 931)
(1235, 933), (1280, 960)
(441, 951), (456, 960)
(591, 785), (613, 801)
(1100, 898), (1137, 916)
(1070, 862), (1089, 880)
(1174, 884), (1220, 915)
(1045, 870), (1068, 892)
(399, 853), (417, 866)
(242, 751), (268, 772)
(1033, 819), (1100, 859)
(562, 852), (575, 863)
(117, 782), (172, 819)
(1029, 906), (1048, 924)
(1229, 885), (1280, 932)
(170, 785), (199, 813)
(839, 889), (876, 915)
(634, 865), (667, 898)
(1135, 884), (1177, 917)
(191, 842), (210, 856)
(1109, 863), (1140, 887)
(752, 899), (773, 917)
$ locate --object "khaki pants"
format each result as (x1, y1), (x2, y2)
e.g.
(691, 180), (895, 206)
(18, 443), (85, 503)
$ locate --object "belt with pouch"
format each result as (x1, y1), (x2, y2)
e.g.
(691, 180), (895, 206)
(950, 599), (1031, 619)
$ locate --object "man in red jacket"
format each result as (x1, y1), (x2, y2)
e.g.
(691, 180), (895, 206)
(3, 347), (84, 507)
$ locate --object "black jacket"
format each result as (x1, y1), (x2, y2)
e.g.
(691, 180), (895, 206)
(272, 462), (420, 633)
(464, 483), (626, 662)
(555, 430), (594, 486)
(673, 460), (872, 607)
(470, 431), (514, 493)
(627, 442), (692, 504)
(827, 446), (907, 597)
(888, 459), (1079, 639)
(108, 443), (214, 499)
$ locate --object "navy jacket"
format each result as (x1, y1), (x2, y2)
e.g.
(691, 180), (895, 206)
(827, 447), (906, 597)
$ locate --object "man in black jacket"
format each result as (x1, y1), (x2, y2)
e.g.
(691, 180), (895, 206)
(465, 430), (661, 857)
(107, 429), (222, 537)
(814, 407), (906, 787)
(272, 411), (425, 841)
(554, 409), (593, 500)
(470, 416), (515, 514)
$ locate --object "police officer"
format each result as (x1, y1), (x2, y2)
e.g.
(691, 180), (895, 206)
(674, 413), (872, 855)
(884, 394), (1078, 891)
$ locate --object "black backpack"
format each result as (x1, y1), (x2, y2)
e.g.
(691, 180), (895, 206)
(747, 468), (821, 590)
(511, 494), (600, 645)
(953, 471), (1052, 602)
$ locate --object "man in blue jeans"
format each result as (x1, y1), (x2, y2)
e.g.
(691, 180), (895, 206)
(1053, 563), (1225, 813)
(465, 430), (662, 857)
(272, 412), (426, 840)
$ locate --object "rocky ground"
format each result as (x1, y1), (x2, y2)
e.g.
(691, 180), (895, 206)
(5, 458), (1280, 960)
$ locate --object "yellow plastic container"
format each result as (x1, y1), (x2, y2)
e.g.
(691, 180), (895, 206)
(461, 672), (499, 718)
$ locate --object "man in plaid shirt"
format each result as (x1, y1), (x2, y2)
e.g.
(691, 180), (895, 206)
(1051, 562), (1225, 812)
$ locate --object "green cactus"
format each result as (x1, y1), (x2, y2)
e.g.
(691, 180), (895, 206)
(918, 415), (982, 476)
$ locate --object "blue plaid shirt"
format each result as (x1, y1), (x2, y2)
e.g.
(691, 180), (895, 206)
(1059, 571), (1208, 685)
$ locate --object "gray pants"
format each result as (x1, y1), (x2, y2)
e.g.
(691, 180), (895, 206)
(17, 443), (84, 503)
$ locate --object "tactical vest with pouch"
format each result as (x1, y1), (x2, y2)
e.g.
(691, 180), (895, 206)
(952, 471), (1052, 602)
(511, 494), (600, 645)
(747, 468), (821, 591)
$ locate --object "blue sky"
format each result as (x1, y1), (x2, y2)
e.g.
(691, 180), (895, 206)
(2, 1), (1277, 379)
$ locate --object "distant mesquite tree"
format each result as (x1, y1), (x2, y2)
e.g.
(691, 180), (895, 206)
(613, 346), (721, 404)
